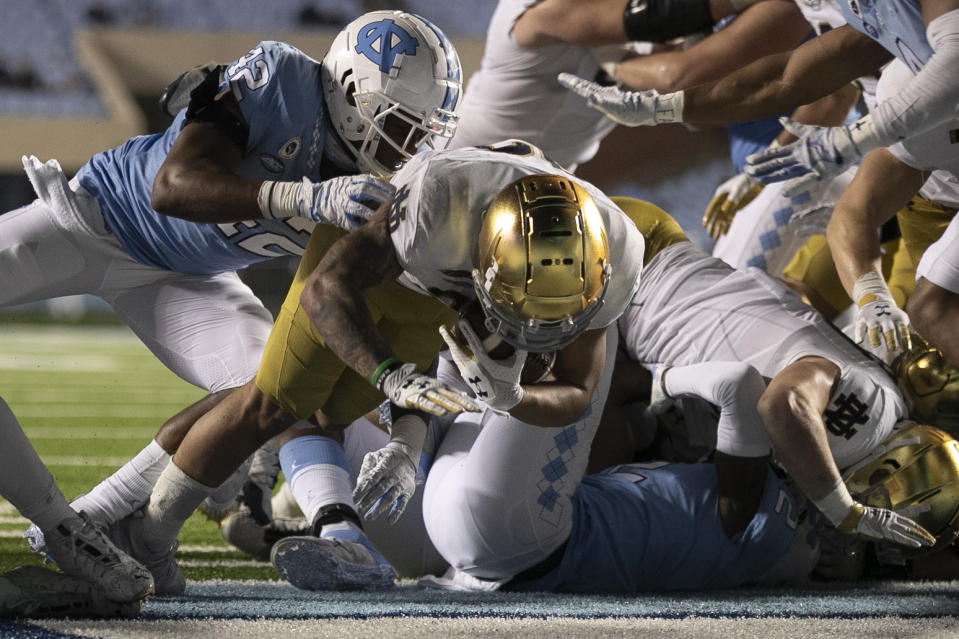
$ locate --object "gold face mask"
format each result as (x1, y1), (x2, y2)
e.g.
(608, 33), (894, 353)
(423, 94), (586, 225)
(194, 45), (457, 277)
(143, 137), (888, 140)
(473, 174), (610, 353)
(844, 424), (959, 554)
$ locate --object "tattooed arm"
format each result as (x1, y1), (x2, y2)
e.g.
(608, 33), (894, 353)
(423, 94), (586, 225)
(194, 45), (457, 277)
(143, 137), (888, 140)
(299, 206), (402, 381)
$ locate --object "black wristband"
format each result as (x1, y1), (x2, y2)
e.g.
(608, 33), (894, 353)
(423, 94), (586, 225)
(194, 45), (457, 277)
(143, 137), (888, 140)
(623, 0), (713, 43)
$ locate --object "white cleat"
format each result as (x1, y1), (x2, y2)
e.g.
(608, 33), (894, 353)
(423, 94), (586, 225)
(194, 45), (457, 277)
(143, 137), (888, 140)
(0, 565), (142, 619)
(43, 512), (154, 603)
(107, 508), (185, 597)
(271, 532), (396, 591)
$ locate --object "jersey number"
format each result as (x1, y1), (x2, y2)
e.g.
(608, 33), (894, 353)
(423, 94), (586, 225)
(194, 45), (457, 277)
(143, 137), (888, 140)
(217, 218), (312, 258)
(227, 47), (270, 99)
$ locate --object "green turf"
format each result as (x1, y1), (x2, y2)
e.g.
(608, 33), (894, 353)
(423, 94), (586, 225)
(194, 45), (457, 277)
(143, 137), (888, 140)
(0, 323), (280, 581)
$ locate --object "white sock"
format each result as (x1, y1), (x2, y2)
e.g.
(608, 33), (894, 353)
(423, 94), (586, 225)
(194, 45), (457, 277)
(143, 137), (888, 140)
(279, 435), (355, 525)
(143, 461), (215, 552)
(0, 398), (75, 531)
(72, 439), (170, 525)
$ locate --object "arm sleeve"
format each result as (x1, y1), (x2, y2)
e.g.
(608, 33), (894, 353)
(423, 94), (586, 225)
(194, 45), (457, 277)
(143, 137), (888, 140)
(870, 9), (959, 145)
(662, 361), (772, 457)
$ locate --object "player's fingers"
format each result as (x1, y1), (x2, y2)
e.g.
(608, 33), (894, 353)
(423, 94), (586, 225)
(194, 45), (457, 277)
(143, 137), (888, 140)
(783, 175), (817, 198)
(431, 389), (481, 413)
(883, 328), (897, 352)
(899, 324), (912, 352)
(867, 326), (882, 347)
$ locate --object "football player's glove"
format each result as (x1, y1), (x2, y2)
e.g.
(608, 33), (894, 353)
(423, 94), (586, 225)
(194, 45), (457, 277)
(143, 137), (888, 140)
(852, 272), (912, 366)
(258, 175), (394, 230)
(838, 503), (936, 549)
(557, 73), (684, 127)
(702, 173), (763, 239)
(745, 116), (876, 197)
(440, 320), (526, 413)
(353, 441), (417, 524)
(378, 363), (481, 416)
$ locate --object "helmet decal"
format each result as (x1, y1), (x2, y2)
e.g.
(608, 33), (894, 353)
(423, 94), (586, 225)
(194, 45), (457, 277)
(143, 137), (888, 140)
(354, 19), (419, 73)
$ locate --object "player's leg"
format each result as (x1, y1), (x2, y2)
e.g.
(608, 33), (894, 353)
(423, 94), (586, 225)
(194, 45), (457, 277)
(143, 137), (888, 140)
(423, 330), (618, 581)
(907, 211), (959, 363)
(63, 269), (273, 531)
(0, 397), (153, 602)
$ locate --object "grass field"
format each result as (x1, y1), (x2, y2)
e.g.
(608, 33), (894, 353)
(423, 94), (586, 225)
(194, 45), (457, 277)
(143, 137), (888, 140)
(2, 322), (959, 638)
(0, 322), (280, 583)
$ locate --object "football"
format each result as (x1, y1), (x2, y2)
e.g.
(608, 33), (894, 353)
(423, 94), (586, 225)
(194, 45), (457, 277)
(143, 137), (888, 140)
(448, 300), (556, 384)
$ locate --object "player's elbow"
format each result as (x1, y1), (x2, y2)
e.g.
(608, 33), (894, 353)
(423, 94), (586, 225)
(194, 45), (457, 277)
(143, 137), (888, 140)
(151, 164), (189, 217)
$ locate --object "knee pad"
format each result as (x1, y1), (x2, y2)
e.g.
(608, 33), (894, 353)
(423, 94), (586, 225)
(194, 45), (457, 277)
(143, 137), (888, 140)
(623, 0), (713, 43)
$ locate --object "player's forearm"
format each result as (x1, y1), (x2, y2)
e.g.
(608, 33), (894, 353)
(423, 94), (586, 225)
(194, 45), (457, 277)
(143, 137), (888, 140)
(757, 372), (842, 500)
(509, 381), (593, 427)
(300, 217), (400, 381)
(776, 83), (861, 144)
(683, 27), (888, 124)
(826, 149), (924, 296)
(151, 162), (262, 223)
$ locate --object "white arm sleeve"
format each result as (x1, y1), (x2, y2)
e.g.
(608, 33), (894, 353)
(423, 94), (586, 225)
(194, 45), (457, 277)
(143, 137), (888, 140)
(661, 362), (772, 458)
(870, 9), (959, 145)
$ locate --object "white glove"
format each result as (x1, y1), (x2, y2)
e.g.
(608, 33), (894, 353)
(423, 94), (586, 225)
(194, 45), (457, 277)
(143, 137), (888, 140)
(439, 320), (527, 412)
(852, 272), (912, 366)
(839, 503), (935, 549)
(557, 73), (684, 127)
(353, 441), (416, 524)
(702, 173), (763, 239)
(258, 174), (395, 230)
(745, 116), (876, 197)
(379, 362), (482, 416)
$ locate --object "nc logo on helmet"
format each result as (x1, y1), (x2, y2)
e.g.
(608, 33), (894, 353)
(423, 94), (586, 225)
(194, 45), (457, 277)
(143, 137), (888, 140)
(355, 19), (419, 73)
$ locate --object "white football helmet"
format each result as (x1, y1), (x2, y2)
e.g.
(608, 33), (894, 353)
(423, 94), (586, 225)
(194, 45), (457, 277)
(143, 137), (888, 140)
(321, 11), (462, 177)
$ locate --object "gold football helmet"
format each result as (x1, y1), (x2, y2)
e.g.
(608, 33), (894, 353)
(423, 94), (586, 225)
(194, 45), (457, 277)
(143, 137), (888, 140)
(898, 341), (959, 436)
(472, 174), (611, 352)
(844, 424), (959, 553)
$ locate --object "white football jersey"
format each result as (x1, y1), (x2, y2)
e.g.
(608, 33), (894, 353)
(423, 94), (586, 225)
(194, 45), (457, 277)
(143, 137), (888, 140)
(620, 242), (906, 469)
(387, 141), (645, 331)
(446, 0), (617, 170)
(879, 59), (959, 208)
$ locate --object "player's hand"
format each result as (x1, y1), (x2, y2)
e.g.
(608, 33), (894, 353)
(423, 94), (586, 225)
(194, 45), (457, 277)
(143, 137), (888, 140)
(379, 363), (482, 416)
(854, 296), (912, 366)
(440, 321), (526, 413)
(838, 503), (935, 549)
(353, 441), (416, 524)
(744, 117), (865, 197)
(557, 73), (683, 127)
(702, 173), (763, 239)
(303, 175), (395, 229)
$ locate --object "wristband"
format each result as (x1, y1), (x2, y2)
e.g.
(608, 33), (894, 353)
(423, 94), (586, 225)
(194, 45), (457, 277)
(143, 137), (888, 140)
(813, 477), (857, 526)
(655, 90), (684, 124)
(371, 357), (402, 389)
(257, 179), (304, 219)
(852, 271), (891, 308)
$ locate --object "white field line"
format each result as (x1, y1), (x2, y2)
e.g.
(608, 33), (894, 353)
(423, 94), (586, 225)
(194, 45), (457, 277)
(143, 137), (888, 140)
(13, 405), (186, 418)
(37, 455), (131, 466)
(23, 426), (157, 439)
(178, 559), (268, 568)
(0, 354), (134, 372)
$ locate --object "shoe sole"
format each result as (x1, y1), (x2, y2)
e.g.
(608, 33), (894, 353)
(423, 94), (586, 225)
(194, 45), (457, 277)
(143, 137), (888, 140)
(271, 537), (395, 591)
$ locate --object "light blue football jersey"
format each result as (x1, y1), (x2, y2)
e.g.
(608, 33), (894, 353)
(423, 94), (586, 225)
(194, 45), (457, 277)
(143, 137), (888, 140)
(77, 41), (335, 274)
(839, 0), (932, 73)
(506, 461), (816, 593)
